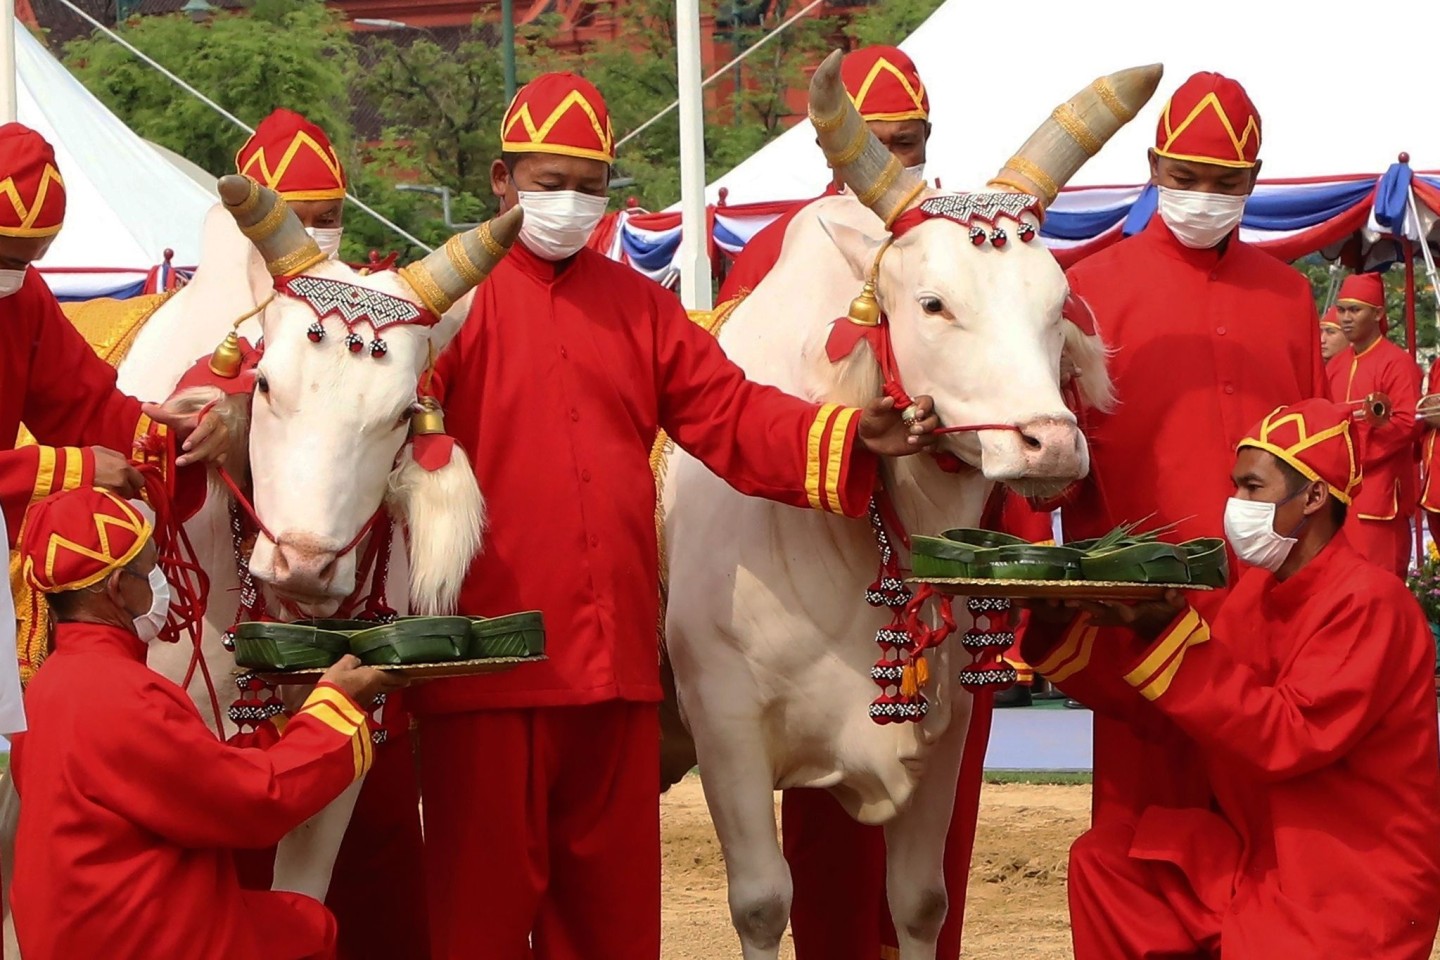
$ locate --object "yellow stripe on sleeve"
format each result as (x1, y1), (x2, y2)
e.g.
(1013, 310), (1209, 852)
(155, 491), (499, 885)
(1124, 608), (1210, 702)
(821, 406), (860, 514)
(805, 404), (840, 510)
(1032, 616), (1088, 676)
(32, 446), (55, 503)
(1044, 626), (1097, 683)
(301, 685), (367, 729)
(59, 447), (84, 492)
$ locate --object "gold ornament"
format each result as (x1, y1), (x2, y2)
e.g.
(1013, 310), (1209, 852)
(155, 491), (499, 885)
(846, 280), (881, 327)
(209, 330), (244, 378)
(410, 397), (446, 436)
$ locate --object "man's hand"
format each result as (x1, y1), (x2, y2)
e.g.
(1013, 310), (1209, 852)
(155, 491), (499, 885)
(90, 446), (144, 497)
(142, 394), (248, 468)
(1017, 597), (1082, 626)
(1077, 590), (1186, 639)
(320, 654), (407, 707)
(859, 395), (940, 457)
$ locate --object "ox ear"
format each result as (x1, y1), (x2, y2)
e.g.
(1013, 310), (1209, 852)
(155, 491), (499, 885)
(426, 290), (478, 356)
(816, 215), (885, 284)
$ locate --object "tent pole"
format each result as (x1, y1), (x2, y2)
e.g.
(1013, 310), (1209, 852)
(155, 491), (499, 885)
(0, 0), (16, 124)
(675, 0), (712, 310)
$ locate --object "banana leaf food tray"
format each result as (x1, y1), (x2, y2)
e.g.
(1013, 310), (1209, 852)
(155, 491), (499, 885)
(910, 524), (1225, 601)
(235, 612), (546, 683)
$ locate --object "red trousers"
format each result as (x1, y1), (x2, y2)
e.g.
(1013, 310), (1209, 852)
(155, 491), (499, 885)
(786, 690), (995, 960)
(416, 702), (661, 960)
(1067, 823), (1222, 960)
(1346, 514), (1412, 577)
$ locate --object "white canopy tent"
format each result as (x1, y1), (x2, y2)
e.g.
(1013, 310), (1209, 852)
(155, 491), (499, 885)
(16, 25), (213, 298)
(701, 0), (1440, 207)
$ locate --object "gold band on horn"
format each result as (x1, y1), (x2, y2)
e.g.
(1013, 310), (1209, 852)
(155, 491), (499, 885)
(1051, 104), (1103, 157)
(398, 263), (450, 319)
(1093, 77), (1137, 123)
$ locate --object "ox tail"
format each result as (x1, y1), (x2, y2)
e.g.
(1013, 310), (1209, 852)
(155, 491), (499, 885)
(1063, 320), (1115, 414)
(387, 443), (485, 615)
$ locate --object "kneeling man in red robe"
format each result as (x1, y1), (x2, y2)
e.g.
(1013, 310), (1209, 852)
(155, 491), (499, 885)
(9, 488), (399, 960)
(1025, 398), (1440, 959)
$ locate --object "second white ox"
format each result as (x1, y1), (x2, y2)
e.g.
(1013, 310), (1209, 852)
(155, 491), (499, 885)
(662, 54), (1159, 959)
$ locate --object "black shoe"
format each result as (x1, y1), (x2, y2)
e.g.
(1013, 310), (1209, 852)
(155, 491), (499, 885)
(1063, 699), (1090, 710)
(993, 684), (1032, 708)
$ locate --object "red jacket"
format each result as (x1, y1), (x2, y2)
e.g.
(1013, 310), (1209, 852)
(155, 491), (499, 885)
(1046, 219), (1325, 826)
(1421, 359), (1440, 512)
(10, 622), (372, 960)
(0, 270), (180, 541)
(412, 242), (875, 712)
(1327, 338), (1421, 520)
(1027, 534), (1440, 958)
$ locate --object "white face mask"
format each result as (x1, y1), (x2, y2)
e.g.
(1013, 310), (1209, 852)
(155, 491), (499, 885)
(1223, 496), (1301, 572)
(0, 268), (26, 298)
(128, 565), (173, 643)
(306, 227), (344, 260)
(1156, 186), (1247, 249)
(516, 190), (608, 261)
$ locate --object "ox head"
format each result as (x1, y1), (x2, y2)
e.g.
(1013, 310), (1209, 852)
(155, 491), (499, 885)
(215, 175), (520, 615)
(808, 53), (1160, 497)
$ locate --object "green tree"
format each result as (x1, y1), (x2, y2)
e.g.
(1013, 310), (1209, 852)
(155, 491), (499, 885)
(845, 0), (946, 47)
(62, 0), (355, 175)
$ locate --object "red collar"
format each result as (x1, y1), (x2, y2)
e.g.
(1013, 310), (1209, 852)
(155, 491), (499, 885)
(51, 621), (147, 664)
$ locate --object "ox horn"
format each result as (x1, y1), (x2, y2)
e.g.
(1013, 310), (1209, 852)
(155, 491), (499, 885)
(809, 50), (924, 229)
(217, 174), (324, 277)
(988, 64), (1164, 208)
(398, 206), (524, 317)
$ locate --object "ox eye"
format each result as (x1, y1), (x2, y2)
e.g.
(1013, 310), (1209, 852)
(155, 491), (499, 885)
(919, 296), (945, 315)
(255, 373), (269, 395)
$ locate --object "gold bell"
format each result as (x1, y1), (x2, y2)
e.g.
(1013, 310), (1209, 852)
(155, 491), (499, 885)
(208, 331), (243, 378)
(410, 397), (446, 436)
(846, 280), (882, 327)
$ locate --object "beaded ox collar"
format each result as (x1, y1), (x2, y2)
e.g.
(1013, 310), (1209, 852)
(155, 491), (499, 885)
(276, 274), (437, 358)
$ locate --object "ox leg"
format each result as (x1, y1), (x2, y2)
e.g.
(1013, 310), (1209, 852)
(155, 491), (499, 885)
(882, 700), (972, 960)
(0, 774), (19, 958)
(695, 724), (790, 960)
(270, 775), (365, 901)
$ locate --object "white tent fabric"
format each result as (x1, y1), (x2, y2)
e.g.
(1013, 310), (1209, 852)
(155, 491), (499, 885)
(702, 0), (1440, 207)
(17, 27), (213, 298)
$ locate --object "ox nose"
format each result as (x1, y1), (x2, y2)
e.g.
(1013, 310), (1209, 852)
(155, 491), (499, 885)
(272, 540), (340, 595)
(1015, 417), (1084, 478)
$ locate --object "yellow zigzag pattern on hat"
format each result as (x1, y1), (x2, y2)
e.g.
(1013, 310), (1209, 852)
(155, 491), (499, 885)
(0, 163), (64, 237)
(850, 58), (927, 121)
(1159, 92), (1259, 167)
(503, 90), (614, 160)
(239, 131), (344, 192)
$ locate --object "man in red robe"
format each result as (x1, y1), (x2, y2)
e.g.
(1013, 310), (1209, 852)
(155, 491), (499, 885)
(1420, 357), (1440, 544)
(717, 45), (930, 302)
(1325, 271), (1421, 575)
(1051, 72), (1328, 832)
(0, 122), (236, 533)
(410, 72), (940, 960)
(234, 109), (429, 960)
(1025, 398), (1440, 959)
(9, 487), (399, 960)
(1318, 305), (1345, 362)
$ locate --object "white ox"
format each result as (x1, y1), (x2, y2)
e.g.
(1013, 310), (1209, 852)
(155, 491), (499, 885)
(662, 54), (1158, 959)
(0, 176), (517, 952)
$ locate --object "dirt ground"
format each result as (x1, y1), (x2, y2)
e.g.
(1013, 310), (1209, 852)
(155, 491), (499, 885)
(661, 776), (1440, 960)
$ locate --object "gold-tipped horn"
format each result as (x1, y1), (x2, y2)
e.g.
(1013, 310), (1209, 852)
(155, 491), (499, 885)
(399, 206), (524, 317)
(217, 175), (325, 277)
(809, 50), (925, 229)
(988, 64), (1164, 208)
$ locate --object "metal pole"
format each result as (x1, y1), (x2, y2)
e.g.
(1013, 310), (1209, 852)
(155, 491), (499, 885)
(501, 0), (516, 103)
(675, 0), (712, 309)
(0, 0), (17, 124)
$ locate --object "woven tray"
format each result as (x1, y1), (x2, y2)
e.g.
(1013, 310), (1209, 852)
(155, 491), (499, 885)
(257, 655), (546, 685)
(910, 578), (1214, 601)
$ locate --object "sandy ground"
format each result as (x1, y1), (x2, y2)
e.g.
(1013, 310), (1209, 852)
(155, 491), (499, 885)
(661, 776), (1440, 960)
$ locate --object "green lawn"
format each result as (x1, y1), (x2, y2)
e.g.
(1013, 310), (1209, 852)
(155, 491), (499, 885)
(983, 770), (1091, 786)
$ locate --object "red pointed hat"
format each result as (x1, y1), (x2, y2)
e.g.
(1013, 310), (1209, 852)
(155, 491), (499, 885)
(501, 73), (615, 164)
(1336, 272), (1385, 308)
(1154, 72), (1261, 169)
(236, 108), (347, 202)
(1319, 305), (1340, 330)
(21, 488), (153, 593)
(1238, 399), (1359, 504)
(0, 123), (65, 238)
(841, 45), (928, 123)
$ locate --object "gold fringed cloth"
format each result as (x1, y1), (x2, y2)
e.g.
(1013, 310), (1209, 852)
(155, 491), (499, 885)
(12, 292), (171, 682)
(652, 297), (744, 650)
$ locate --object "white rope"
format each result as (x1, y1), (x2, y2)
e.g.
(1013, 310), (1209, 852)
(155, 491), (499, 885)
(53, 0), (433, 252)
(614, 0), (825, 151)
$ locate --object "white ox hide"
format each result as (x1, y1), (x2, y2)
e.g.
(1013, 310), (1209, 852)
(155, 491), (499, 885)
(662, 198), (1112, 958)
(0, 190), (502, 954)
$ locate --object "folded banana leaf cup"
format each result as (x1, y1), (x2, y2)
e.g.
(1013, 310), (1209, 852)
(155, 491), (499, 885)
(912, 535), (996, 578)
(233, 620), (355, 671)
(941, 528), (1028, 549)
(468, 612), (547, 659)
(984, 544), (1084, 580)
(1079, 542), (1190, 584)
(350, 616), (472, 666)
(1180, 538), (1229, 588)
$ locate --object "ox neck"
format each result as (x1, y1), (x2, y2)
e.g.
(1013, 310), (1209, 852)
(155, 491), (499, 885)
(881, 454), (993, 553)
